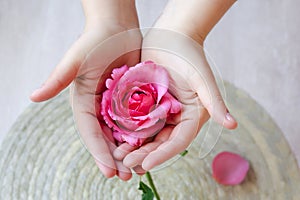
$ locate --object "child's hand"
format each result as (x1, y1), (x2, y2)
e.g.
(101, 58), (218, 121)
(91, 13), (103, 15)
(30, 0), (142, 180)
(113, 0), (237, 174)
(113, 29), (237, 172)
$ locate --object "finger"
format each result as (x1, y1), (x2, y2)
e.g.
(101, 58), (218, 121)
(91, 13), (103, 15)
(123, 126), (172, 168)
(73, 95), (117, 178)
(102, 124), (133, 181)
(132, 165), (146, 176)
(30, 40), (84, 102)
(74, 95), (134, 180)
(142, 115), (202, 171)
(113, 143), (138, 161)
(115, 161), (132, 181)
(94, 159), (115, 178)
(189, 53), (237, 130)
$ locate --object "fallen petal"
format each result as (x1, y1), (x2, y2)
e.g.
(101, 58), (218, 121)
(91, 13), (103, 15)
(212, 151), (249, 185)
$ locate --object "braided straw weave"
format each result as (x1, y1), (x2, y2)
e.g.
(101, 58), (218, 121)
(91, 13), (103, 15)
(0, 83), (299, 200)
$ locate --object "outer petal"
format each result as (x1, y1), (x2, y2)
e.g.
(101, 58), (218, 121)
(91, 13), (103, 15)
(108, 108), (141, 131)
(113, 131), (145, 146)
(106, 65), (129, 89)
(101, 91), (116, 129)
(212, 151), (249, 185)
(164, 92), (182, 113)
(101, 65), (129, 130)
(112, 119), (166, 147)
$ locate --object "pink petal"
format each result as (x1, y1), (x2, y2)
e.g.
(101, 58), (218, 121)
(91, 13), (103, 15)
(212, 151), (249, 185)
(112, 85), (139, 119)
(112, 120), (165, 147)
(111, 65), (129, 84)
(164, 92), (182, 113)
(101, 65), (129, 130)
(118, 61), (169, 103)
(108, 109), (141, 131)
(112, 83), (150, 120)
(107, 108), (165, 140)
(127, 120), (165, 144)
(106, 65), (129, 89)
(143, 60), (154, 64)
(134, 96), (170, 131)
(101, 91), (116, 129)
(113, 131), (145, 146)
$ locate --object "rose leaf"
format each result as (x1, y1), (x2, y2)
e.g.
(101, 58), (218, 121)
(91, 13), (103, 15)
(180, 149), (188, 157)
(138, 181), (154, 200)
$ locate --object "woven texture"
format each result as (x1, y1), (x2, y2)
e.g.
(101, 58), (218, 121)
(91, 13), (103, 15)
(0, 83), (299, 200)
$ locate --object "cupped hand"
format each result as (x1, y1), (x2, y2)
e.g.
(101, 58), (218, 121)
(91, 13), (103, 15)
(113, 28), (237, 173)
(30, 21), (142, 180)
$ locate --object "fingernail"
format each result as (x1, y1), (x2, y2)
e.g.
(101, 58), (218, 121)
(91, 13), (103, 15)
(30, 85), (45, 99)
(225, 112), (236, 122)
(31, 87), (42, 97)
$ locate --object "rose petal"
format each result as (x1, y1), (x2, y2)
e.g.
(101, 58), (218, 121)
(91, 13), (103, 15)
(109, 110), (141, 131)
(101, 65), (129, 130)
(212, 151), (249, 185)
(143, 60), (154, 64)
(113, 131), (145, 146)
(118, 62), (169, 103)
(106, 65), (129, 89)
(162, 92), (181, 114)
(111, 65), (129, 83)
(101, 91), (116, 129)
(107, 107), (163, 136)
(134, 96), (171, 131)
(112, 84), (144, 119)
(112, 120), (166, 146)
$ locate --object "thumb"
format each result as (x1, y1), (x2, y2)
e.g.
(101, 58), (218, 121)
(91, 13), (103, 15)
(30, 44), (83, 102)
(200, 87), (237, 130)
(190, 65), (237, 130)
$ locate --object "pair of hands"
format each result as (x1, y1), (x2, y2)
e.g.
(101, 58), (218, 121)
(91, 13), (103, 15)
(30, 19), (237, 181)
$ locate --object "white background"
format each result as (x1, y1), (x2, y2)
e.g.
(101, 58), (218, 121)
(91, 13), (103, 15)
(0, 0), (299, 166)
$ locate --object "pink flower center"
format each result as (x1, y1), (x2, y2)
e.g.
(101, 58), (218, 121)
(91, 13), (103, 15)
(128, 84), (157, 116)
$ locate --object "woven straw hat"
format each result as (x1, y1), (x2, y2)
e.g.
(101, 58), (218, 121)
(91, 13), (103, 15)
(0, 82), (299, 199)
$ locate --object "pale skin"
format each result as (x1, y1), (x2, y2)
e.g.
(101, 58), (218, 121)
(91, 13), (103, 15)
(31, 0), (141, 181)
(30, 0), (237, 180)
(114, 0), (238, 175)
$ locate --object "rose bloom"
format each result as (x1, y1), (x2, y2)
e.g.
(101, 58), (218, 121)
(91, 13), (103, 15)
(101, 61), (181, 146)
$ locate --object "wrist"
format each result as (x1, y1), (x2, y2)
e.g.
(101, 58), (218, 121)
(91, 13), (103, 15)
(154, 0), (237, 45)
(82, 0), (139, 30)
(153, 14), (206, 45)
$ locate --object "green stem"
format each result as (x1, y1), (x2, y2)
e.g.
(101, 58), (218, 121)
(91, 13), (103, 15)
(145, 172), (161, 200)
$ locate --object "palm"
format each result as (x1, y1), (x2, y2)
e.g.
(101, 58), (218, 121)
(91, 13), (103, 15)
(72, 27), (142, 180)
(114, 28), (236, 172)
(31, 24), (142, 180)
(113, 48), (209, 172)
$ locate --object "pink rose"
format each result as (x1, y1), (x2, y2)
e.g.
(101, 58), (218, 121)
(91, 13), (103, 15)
(101, 61), (181, 146)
